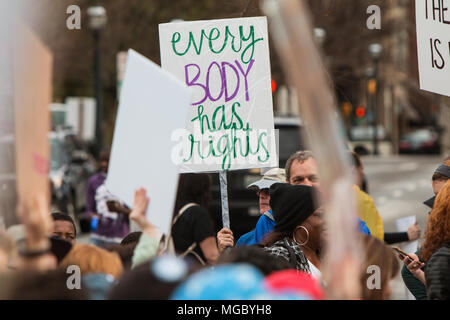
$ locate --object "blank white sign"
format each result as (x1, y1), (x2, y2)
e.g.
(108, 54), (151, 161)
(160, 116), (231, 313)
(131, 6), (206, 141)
(106, 49), (191, 235)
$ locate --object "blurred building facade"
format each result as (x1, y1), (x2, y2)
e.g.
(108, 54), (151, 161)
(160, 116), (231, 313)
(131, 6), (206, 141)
(382, 0), (449, 155)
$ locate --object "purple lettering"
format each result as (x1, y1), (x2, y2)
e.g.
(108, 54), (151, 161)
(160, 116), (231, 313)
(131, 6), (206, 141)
(184, 63), (207, 105)
(235, 59), (255, 101)
(221, 62), (240, 102)
(206, 62), (224, 101)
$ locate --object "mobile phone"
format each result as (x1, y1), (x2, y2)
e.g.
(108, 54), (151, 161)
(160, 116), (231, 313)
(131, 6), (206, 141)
(392, 246), (417, 262)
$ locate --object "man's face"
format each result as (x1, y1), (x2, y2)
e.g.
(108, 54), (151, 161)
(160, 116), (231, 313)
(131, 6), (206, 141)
(432, 179), (447, 195)
(258, 189), (271, 214)
(288, 158), (320, 189)
(53, 220), (76, 244)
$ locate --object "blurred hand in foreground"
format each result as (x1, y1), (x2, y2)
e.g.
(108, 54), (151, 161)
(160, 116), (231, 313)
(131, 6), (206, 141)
(17, 194), (53, 250)
(16, 194), (56, 271)
(129, 188), (157, 237)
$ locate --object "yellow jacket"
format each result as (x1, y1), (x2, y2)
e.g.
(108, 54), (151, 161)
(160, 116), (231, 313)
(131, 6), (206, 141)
(353, 185), (384, 240)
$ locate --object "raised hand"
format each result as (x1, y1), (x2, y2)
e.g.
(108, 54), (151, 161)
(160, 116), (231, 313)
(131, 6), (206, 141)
(407, 222), (421, 241)
(17, 194), (53, 250)
(129, 187), (154, 232)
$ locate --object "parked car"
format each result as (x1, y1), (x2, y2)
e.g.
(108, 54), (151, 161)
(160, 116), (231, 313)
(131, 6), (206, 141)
(349, 125), (390, 156)
(399, 128), (441, 154)
(208, 117), (305, 240)
(49, 131), (95, 232)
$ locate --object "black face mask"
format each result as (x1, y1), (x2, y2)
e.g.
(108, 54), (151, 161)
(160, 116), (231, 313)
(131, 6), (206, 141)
(50, 236), (73, 264)
(423, 196), (435, 210)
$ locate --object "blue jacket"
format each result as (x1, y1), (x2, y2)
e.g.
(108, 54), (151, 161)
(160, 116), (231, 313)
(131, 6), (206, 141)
(236, 211), (275, 246)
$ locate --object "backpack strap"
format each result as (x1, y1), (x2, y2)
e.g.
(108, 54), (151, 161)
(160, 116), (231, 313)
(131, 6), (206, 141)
(179, 242), (206, 266)
(160, 203), (200, 257)
(172, 203), (198, 225)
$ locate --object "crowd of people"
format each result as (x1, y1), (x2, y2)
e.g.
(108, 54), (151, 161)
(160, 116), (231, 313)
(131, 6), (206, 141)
(0, 149), (449, 300)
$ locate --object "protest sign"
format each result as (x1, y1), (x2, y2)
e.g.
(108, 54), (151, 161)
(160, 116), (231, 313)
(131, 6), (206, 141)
(395, 215), (418, 255)
(416, 0), (450, 97)
(106, 49), (191, 235)
(159, 17), (278, 173)
(13, 22), (52, 214)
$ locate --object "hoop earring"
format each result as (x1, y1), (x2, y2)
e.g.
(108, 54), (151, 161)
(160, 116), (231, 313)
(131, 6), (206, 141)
(293, 226), (309, 246)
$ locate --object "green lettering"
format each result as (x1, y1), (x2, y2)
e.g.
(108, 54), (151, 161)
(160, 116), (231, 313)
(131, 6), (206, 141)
(227, 26), (242, 53)
(208, 28), (224, 54)
(190, 30), (206, 55)
(231, 102), (244, 130)
(211, 105), (225, 131)
(171, 32), (188, 56)
(216, 134), (232, 170)
(257, 132), (270, 162)
(240, 26), (263, 64)
(171, 25), (263, 63)
(191, 105), (211, 134)
(182, 134), (196, 162)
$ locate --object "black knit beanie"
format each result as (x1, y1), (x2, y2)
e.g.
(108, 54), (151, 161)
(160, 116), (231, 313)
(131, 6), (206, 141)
(269, 183), (319, 233)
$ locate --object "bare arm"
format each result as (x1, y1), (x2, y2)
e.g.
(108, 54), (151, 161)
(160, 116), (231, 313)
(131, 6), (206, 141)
(199, 236), (219, 265)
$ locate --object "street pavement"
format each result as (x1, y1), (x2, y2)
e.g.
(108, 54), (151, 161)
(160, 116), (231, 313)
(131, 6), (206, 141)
(362, 154), (442, 300)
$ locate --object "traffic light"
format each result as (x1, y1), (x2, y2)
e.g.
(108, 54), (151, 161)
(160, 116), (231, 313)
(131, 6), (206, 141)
(341, 102), (352, 117)
(271, 79), (277, 93)
(367, 79), (377, 95)
(355, 106), (366, 118)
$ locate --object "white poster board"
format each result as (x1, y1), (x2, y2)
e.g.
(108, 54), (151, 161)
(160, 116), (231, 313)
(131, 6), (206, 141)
(416, 0), (450, 97)
(106, 49), (191, 235)
(395, 215), (419, 254)
(159, 17), (278, 172)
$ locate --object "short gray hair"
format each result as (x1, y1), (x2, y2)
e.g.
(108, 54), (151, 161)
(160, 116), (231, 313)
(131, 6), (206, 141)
(285, 150), (314, 182)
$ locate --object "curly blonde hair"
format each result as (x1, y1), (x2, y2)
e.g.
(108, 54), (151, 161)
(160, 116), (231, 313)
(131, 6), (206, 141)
(60, 244), (123, 279)
(421, 180), (450, 262)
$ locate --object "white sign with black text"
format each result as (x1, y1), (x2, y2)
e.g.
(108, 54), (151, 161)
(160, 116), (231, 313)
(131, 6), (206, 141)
(416, 0), (450, 97)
